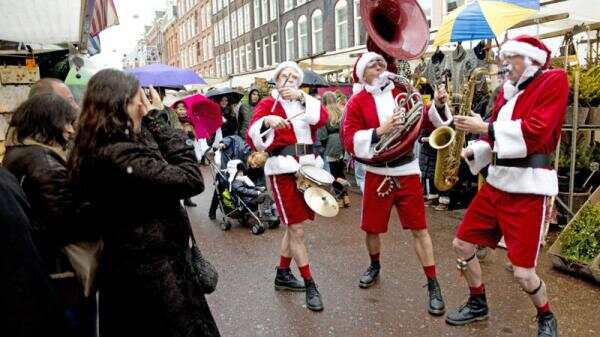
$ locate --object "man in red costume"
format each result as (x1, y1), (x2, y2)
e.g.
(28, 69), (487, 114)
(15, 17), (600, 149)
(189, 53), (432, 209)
(342, 52), (453, 316)
(447, 35), (567, 337)
(247, 61), (328, 311)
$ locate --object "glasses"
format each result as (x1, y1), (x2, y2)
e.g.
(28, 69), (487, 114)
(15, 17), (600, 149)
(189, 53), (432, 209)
(366, 59), (387, 69)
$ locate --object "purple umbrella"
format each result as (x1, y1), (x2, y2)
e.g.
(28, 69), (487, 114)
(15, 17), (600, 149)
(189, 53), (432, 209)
(126, 64), (206, 89)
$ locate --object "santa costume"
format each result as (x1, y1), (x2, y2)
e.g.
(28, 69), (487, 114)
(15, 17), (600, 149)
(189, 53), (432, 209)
(247, 61), (328, 311)
(446, 35), (567, 337)
(341, 51), (450, 316)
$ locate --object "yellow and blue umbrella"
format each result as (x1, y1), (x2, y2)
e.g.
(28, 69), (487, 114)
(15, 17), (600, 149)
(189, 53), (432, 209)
(434, 0), (540, 46)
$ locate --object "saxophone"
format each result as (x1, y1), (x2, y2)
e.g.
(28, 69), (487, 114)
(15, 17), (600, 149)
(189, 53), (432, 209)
(428, 66), (490, 191)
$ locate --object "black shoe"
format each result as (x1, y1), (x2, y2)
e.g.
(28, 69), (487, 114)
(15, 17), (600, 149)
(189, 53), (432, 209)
(426, 278), (446, 316)
(274, 268), (306, 292)
(208, 212), (216, 220)
(538, 312), (558, 337)
(445, 294), (489, 326)
(183, 198), (197, 207)
(305, 278), (324, 311)
(359, 265), (380, 288)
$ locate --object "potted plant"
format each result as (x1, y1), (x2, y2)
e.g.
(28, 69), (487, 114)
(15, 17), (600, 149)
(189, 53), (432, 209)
(549, 186), (600, 283)
(580, 65), (600, 124)
(566, 65), (592, 125)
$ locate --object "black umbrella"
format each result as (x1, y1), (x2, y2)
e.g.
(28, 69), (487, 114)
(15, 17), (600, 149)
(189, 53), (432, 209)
(205, 87), (245, 105)
(268, 69), (329, 87)
(302, 69), (328, 87)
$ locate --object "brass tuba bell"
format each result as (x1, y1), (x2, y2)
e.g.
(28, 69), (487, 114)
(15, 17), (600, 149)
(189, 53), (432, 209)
(360, 0), (430, 60)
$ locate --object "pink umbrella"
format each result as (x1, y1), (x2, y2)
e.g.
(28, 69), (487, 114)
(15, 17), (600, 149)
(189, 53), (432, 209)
(171, 94), (222, 139)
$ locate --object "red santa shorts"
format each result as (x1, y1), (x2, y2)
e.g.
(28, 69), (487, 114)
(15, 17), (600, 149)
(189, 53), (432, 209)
(269, 174), (315, 226)
(361, 173), (427, 234)
(457, 183), (547, 268)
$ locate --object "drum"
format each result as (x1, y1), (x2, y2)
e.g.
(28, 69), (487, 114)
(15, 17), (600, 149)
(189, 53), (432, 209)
(296, 165), (335, 192)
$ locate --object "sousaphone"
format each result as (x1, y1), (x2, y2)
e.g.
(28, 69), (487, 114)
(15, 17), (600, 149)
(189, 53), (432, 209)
(341, 0), (429, 165)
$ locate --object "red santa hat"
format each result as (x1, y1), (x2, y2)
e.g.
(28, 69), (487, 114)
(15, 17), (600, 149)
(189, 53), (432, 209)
(272, 61), (304, 84)
(353, 52), (386, 84)
(500, 35), (552, 69)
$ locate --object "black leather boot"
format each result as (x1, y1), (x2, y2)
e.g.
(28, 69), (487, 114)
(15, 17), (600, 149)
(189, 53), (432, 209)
(274, 268), (305, 292)
(305, 278), (324, 311)
(359, 265), (380, 288)
(445, 294), (489, 325)
(537, 312), (558, 337)
(427, 278), (446, 316)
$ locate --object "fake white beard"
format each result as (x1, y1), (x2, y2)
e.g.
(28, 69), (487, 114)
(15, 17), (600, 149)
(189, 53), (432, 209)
(364, 72), (393, 94)
(502, 59), (540, 100)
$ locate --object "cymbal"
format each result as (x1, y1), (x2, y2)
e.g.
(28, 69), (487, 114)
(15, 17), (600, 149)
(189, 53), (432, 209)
(303, 187), (339, 218)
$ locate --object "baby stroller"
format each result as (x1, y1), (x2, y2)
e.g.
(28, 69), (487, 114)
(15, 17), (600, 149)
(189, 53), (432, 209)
(207, 135), (280, 235)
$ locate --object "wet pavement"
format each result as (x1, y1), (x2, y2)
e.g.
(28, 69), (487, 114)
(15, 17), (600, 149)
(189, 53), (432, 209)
(188, 168), (600, 337)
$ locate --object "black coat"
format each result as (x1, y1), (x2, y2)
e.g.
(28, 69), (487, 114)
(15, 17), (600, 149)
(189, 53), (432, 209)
(75, 110), (220, 337)
(0, 168), (69, 337)
(2, 144), (85, 269)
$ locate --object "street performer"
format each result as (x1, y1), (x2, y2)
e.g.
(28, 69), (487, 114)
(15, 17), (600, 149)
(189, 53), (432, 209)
(447, 35), (567, 337)
(342, 51), (452, 316)
(247, 61), (328, 311)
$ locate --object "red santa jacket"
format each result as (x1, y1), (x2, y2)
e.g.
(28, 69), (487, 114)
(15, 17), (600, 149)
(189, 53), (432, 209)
(465, 69), (569, 196)
(342, 83), (453, 176)
(246, 91), (328, 175)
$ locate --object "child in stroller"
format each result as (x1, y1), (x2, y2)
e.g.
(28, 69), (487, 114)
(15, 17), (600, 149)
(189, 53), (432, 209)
(208, 135), (279, 234)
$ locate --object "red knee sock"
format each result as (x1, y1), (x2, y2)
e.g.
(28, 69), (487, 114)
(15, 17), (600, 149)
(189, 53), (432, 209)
(469, 284), (486, 295)
(423, 265), (437, 280)
(279, 256), (292, 269)
(298, 264), (312, 280)
(536, 302), (551, 315)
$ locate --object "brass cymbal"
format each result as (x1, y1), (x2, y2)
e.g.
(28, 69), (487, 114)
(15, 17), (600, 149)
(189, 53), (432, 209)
(303, 187), (339, 218)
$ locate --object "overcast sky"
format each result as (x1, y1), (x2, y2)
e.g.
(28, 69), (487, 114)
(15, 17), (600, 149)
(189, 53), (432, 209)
(90, 0), (168, 69)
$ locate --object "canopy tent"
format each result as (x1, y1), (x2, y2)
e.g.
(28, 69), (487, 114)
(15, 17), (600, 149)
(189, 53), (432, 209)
(0, 0), (118, 54)
(0, 0), (82, 44)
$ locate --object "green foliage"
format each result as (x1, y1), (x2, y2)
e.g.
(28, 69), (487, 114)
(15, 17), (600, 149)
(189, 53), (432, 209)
(558, 138), (597, 169)
(567, 65), (600, 106)
(560, 203), (600, 264)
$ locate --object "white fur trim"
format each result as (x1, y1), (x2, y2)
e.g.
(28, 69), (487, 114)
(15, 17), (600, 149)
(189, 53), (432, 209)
(372, 88), (395, 125)
(272, 61), (304, 84)
(363, 157), (421, 177)
(352, 83), (364, 95)
(353, 129), (375, 159)
(356, 52), (385, 84)
(428, 104), (453, 128)
(493, 119), (527, 159)
(500, 40), (548, 67)
(486, 166), (558, 196)
(263, 154), (324, 176)
(465, 140), (492, 175)
(302, 94), (321, 125)
(271, 175), (289, 224)
(248, 116), (275, 151)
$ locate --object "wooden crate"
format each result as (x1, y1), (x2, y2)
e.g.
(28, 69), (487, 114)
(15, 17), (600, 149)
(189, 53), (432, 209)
(548, 187), (600, 283)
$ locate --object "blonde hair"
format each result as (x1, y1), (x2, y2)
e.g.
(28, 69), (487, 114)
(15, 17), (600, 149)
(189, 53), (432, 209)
(321, 92), (342, 127)
(247, 151), (268, 168)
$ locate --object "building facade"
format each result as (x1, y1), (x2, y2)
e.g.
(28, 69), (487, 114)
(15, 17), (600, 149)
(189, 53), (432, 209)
(208, 0), (448, 80)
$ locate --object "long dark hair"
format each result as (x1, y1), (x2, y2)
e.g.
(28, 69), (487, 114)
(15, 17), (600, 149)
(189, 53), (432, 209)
(9, 93), (76, 148)
(69, 69), (140, 180)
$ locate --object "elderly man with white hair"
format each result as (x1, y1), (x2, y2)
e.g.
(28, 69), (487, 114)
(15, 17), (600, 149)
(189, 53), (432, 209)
(447, 35), (568, 337)
(247, 61), (328, 311)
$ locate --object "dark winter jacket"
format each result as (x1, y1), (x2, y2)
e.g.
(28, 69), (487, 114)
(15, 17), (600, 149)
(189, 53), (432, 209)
(230, 176), (262, 204)
(0, 168), (69, 337)
(74, 109), (220, 337)
(220, 135), (251, 167)
(221, 106), (238, 137)
(2, 143), (86, 268)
